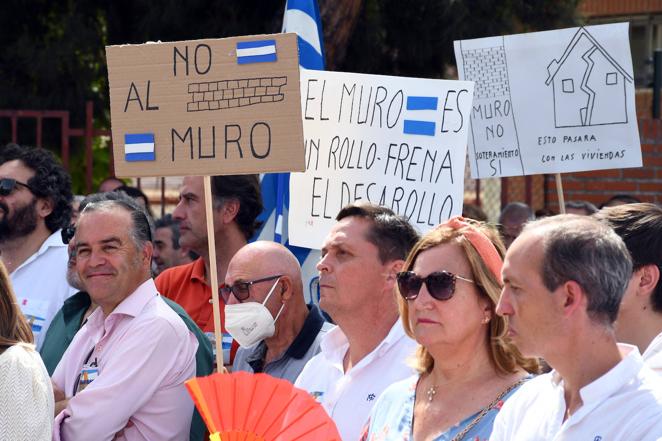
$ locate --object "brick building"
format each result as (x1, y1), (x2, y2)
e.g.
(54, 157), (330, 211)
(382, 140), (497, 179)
(489, 1), (662, 214)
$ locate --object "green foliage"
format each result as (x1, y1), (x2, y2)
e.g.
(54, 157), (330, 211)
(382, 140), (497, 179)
(340, 0), (581, 78)
(0, 0), (107, 126)
(67, 136), (114, 194)
(0, 0), (580, 188)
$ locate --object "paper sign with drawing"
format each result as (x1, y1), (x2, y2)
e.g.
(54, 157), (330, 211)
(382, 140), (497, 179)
(454, 22), (642, 179)
(289, 69), (474, 249)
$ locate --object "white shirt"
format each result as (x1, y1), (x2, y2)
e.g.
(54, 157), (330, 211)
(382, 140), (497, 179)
(643, 331), (662, 375)
(0, 344), (53, 441)
(10, 230), (76, 350)
(295, 320), (416, 441)
(491, 344), (662, 441)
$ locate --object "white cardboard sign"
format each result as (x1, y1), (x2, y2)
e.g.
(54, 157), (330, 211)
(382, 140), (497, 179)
(289, 69), (474, 249)
(454, 23), (642, 179)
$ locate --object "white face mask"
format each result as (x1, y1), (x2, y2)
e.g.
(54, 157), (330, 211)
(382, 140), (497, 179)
(225, 277), (285, 348)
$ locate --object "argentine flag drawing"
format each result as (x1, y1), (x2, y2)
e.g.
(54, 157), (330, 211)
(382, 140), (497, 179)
(236, 39), (277, 64)
(124, 133), (155, 162)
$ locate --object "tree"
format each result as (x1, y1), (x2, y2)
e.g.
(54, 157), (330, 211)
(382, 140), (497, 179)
(0, 0), (580, 192)
(335, 0), (580, 77)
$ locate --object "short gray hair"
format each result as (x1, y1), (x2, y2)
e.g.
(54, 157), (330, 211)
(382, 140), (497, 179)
(79, 192), (153, 251)
(525, 215), (632, 325)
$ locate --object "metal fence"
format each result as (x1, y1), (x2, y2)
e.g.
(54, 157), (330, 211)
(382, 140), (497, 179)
(0, 101), (112, 194)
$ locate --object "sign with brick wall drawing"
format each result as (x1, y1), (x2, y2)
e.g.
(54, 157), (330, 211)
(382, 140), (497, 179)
(106, 33), (304, 177)
(288, 69), (474, 249)
(454, 23), (642, 179)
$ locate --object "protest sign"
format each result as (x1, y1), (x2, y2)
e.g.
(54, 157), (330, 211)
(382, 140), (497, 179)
(454, 22), (642, 179)
(289, 69), (474, 249)
(106, 33), (305, 370)
(106, 33), (304, 178)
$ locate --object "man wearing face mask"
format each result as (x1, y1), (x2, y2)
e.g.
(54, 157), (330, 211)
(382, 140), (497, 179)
(224, 241), (334, 383)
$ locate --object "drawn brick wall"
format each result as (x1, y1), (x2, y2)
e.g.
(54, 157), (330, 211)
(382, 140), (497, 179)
(462, 46), (510, 100)
(187, 76), (287, 112)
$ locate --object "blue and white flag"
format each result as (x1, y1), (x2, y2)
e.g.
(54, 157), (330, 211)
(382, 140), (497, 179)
(403, 96), (439, 136)
(273, 0), (326, 241)
(282, 0), (325, 71)
(236, 39), (278, 64)
(124, 133), (155, 162)
(254, 0), (325, 304)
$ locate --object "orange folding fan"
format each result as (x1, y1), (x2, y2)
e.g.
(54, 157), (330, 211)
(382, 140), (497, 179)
(186, 372), (341, 441)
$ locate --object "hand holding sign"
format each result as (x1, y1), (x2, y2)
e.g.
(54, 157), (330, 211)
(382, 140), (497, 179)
(106, 33), (305, 369)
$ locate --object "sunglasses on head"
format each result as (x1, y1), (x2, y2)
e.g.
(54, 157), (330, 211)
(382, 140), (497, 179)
(396, 271), (474, 301)
(0, 178), (34, 197)
(220, 274), (282, 302)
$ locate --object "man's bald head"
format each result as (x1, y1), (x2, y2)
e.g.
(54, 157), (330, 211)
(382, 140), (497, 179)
(227, 241), (303, 298)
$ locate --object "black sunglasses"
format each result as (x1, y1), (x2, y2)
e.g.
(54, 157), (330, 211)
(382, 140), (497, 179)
(61, 225), (76, 245)
(0, 178), (34, 196)
(220, 274), (282, 302)
(397, 271), (474, 301)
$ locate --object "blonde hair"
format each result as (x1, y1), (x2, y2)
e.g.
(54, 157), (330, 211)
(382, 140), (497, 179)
(398, 219), (539, 375)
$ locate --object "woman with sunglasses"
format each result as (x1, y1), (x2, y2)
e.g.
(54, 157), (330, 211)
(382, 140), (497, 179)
(361, 217), (538, 441)
(0, 261), (53, 440)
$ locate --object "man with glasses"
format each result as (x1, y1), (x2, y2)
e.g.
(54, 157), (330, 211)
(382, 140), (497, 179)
(155, 174), (263, 366)
(224, 241), (333, 382)
(492, 215), (662, 440)
(295, 202), (419, 441)
(0, 143), (75, 349)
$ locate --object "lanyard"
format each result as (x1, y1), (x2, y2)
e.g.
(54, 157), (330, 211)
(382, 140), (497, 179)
(72, 346), (97, 396)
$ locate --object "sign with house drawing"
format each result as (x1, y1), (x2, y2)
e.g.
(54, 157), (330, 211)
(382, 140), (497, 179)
(106, 33), (304, 178)
(454, 23), (642, 179)
(289, 69), (474, 249)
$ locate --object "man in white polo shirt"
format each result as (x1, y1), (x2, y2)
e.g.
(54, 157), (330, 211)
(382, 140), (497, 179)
(0, 144), (75, 350)
(493, 215), (662, 440)
(295, 203), (418, 441)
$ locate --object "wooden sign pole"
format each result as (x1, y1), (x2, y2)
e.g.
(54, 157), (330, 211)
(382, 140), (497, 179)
(555, 173), (566, 214)
(203, 176), (228, 373)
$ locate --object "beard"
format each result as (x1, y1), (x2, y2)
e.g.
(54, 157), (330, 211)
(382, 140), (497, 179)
(0, 198), (39, 242)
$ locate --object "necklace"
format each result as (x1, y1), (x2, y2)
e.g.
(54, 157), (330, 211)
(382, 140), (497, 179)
(449, 378), (527, 441)
(425, 384), (438, 402)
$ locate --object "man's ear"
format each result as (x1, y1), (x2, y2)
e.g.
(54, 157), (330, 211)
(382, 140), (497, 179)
(36, 197), (54, 219)
(384, 259), (405, 287)
(142, 241), (154, 265)
(637, 264), (661, 301)
(280, 276), (293, 302)
(561, 280), (586, 317)
(219, 198), (240, 225)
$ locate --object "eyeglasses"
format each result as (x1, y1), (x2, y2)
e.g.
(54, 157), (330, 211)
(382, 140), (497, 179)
(220, 274), (283, 301)
(0, 178), (34, 196)
(396, 271), (474, 301)
(61, 225), (76, 245)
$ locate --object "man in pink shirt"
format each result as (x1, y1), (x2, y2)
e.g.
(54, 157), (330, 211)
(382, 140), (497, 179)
(52, 193), (198, 441)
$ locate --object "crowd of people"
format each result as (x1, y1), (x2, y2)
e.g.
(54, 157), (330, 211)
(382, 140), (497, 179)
(1, 141), (662, 440)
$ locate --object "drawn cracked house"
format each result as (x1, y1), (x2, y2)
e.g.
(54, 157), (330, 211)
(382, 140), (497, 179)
(545, 27), (633, 128)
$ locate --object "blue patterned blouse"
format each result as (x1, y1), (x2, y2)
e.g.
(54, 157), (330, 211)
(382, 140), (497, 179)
(361, 375), (526, 441)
